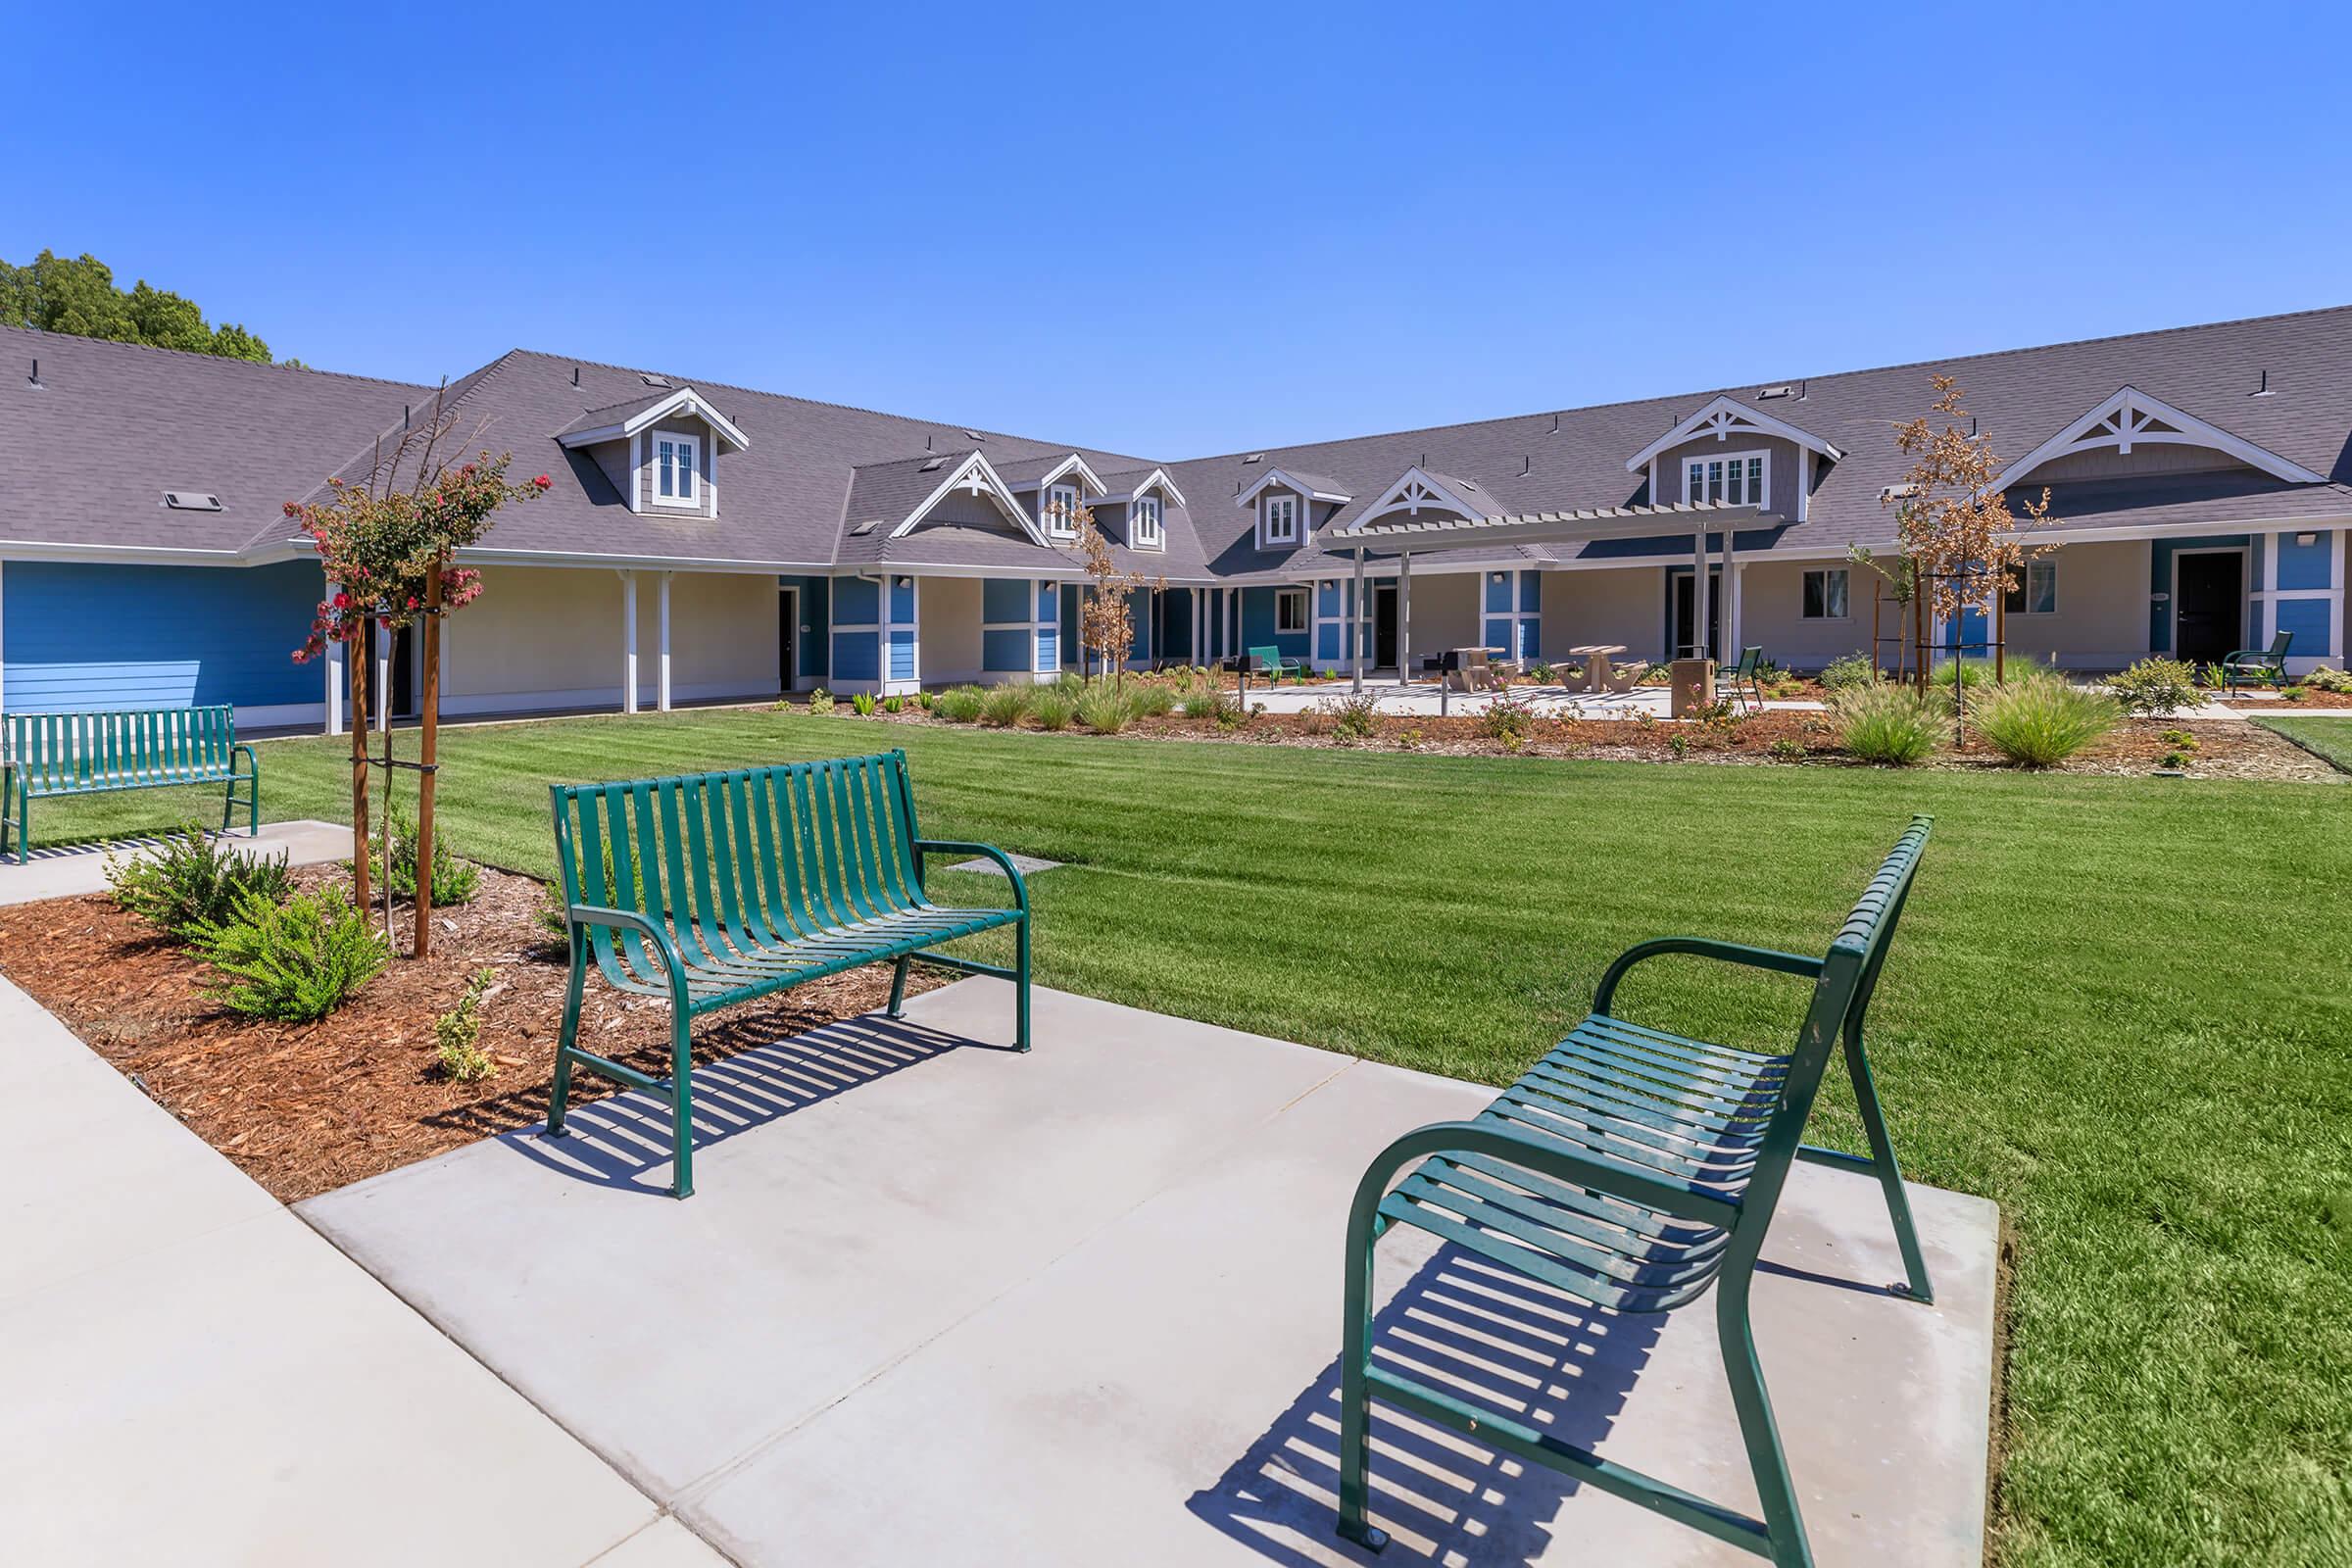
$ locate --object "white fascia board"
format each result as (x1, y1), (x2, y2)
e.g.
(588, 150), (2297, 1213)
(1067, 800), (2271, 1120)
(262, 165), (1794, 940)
(1993, 384), (2326, 491)
(1103, 466), (1188, 510)
(1004, 453), (1108, 497)
(559, 386), (751, 453)
(1623, 394), (1845, 472)
(1352, 466), (1494, 526)
(0, 537), (258, 565)
(1235, 466), (1351, 508)
(888, 452), (1048, 544)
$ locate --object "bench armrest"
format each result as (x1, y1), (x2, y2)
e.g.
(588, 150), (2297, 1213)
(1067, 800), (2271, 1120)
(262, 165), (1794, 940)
(231, 742), (259, 771)
(1592, 937), (1823, 1016)
(912, 839), (1030, 912)
(565, 903), (689, 997)
(1350, 1119), (1739, 1236)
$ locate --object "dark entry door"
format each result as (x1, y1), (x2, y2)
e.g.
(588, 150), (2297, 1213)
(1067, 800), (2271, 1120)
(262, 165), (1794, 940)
(2175, 553), (2243, 666)
(1670, 571), (1722, 661)
(778, 589), (798, 692)
(363, 619), (417, 719)
(1373, 585), (1398, 670)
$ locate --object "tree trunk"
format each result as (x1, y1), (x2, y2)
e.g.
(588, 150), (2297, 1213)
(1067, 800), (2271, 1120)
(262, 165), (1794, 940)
(348, 634), (370, 909)
(414, 564), (442, 957)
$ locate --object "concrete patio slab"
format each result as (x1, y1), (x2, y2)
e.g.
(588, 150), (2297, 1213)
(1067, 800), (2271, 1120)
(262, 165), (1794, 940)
(945, 849), (1062, 877)
(0, 977), (682, 1568)
(0, 817), (350, 906)
(1237, 680), (1827, 719)
(302, 979), (1998, 1568)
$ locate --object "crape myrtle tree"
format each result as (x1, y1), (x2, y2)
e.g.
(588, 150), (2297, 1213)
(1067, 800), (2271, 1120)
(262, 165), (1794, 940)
(287, 388), (548, 956)
(1064, 501), (1162, 683)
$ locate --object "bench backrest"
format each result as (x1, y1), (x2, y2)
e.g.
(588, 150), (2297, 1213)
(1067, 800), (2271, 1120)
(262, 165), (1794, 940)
(4, 706), (241, 791)
(1729, 645), (1762, 678)
(550, 750), (928, 988)
(1245, 645), (1285, 672)
(2269, 630), (2293, 658)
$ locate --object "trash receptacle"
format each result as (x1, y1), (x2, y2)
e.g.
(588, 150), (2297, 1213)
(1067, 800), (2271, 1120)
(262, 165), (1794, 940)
(1669, 658), (1716, 718)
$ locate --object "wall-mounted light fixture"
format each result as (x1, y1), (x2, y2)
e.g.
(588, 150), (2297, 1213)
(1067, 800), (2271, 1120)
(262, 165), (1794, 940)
(2295, 532), (2319, 547)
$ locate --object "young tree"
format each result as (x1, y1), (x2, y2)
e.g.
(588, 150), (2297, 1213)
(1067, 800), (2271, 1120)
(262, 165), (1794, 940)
(1883, 374), (2055, 725)
(287, 389), (548, 954)
(1067, 503), (1152, 682)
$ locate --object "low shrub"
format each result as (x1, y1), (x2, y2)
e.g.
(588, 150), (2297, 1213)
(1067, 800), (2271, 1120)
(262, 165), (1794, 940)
(1973, 673), (2117, 766)
(2108, 658), (2202, 717)
(1832, 682), (1941, 766)
(806, 688), (834, 714)
(1638, 663), (1673, 686)
(106, 822), (293, 939)
(1768, 737), (1804, 761)
(189, 885), (387, 1023)
(2281, 686), (2309, 704)
(2302, 665), (2352, 694)
(851, 691), (878, 716)
(2160, 727), (2199, 752)
(1819, 652), (1878, 691)
(1314, 691), (1382, 743)
(434, 967), (499, 1083)
(386, 806), (480, 907)
(1029, 689), (1076, 730)
(1930, 655), (2055, 699)
(1076, 686), (1132, 734)
(1396, 726), (1424, 749)
(1479, 693), (1539, 742)
(917, 691), (935, 710)
(2197, 662), (2236, 691)
(1181, 684), (1236, 721)
(1526, 662), (1555, 684)
(883, 694), (905, 713)
(978, 684), (1033, 727)
(1129, 683), (1176, 717)
(932, 685), (986, 723)
(1668, 731), (1690, 758)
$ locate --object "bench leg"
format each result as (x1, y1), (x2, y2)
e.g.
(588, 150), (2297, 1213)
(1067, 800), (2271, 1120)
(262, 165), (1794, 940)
(886, 956), (911, 1017)
(1719, 1278), (1815, 1568)
(1335, 1216), (1389, 1552)
(1841, 1028), (1935, 1304)
(15, 791), (27, 866)
(668, 1008), (696, 1200)
(1013, 911), (1032, 1054)
(546, 953), (586, 1138)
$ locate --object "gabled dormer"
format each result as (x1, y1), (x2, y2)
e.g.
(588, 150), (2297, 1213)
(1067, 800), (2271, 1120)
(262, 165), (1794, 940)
(997, 452), (1108, 540)
(557, 383), (750, 520)
(1096, 466), (1188, 552)
(1236, 466), (1349, 550)
(841, 450), (1048, 550)
(1991, 385), (2327, 492)
(1624, 393), (1840, 521)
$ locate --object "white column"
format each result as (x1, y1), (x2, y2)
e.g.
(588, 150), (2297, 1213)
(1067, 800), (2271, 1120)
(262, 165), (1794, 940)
(658, 571), (673, 711)
(374, 634), (392, 725)
(1727, 550), (1744, 659)
(1690, 532), (1707, 659)
(1399, 551), (1413, 681)
(1350, 549), (1365, 692)
(324, 581), (344, 736)
(620, 570), (639, 714)
(2261, 529), (2280, 646)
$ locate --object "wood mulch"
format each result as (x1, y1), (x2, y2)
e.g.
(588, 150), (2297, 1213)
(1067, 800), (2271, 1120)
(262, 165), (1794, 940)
(0, 864), (940, 1203)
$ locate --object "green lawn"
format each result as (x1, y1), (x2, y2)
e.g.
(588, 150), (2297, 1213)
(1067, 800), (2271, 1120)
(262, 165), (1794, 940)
(27, 709), (2352, 1567)
(2255, 712), (2352, 773)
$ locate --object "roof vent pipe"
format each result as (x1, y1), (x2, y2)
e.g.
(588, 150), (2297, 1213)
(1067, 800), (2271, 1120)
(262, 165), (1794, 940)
(1521, 454), (1532, 475)
(1549, 413), (1560, 433)
(571, 366), (580, 386)
(26, 358), (39, 388)
(2251, 368), (2274, 397)
(403, 404), (411, 428)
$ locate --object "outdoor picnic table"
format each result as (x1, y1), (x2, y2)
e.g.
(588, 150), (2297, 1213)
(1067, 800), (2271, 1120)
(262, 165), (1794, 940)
(1569, 643), (1628, 694)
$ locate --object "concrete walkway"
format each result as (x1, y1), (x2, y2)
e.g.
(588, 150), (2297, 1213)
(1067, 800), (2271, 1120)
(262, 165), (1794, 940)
(0, 976), (728, 1568)
(304, 980), (1999, 1568)
(1241, 679), (1829, 718)
(0, 817), (351, 906)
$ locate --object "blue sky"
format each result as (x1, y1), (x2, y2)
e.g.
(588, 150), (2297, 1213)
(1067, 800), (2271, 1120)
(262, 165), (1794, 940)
(5, 2), (2347, 459)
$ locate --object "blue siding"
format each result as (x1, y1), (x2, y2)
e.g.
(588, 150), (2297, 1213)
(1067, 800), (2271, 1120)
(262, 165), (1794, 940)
(4, 560), (323, 712)
(1126, 589), (1152, 661)
(1037, 580), (1058, 621)
(1316, 623), (1342, 662)
(832, 628), (878, 682)
(982, 577), (1030, 624)
(835, 575), (880, 624)
(1519, 571), (1542, 612)
(2277, 531), (2333, 591)
(1034, 624), (1057, 670)
(2276, 596), (2332, 650)
(1059, 586), (1080, 666)
(1316, 579), (1343, 618)
(1240, 586), (1308, 662)
(888, 576), (916, 624)
(1485, 573), (1512, 613)
(780, 574), (828, 678)
(1484, 616), (1514, 652)
(887, 628), (915, 680)
(982, 629), (1031, 671)
(1515, 617), (1541, 662)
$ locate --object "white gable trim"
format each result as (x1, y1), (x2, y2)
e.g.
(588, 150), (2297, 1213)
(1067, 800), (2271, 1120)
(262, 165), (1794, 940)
(1005, 453), (1108, 498)
(1100, 466), (1190, 510)
(559, 385), (751, 452)
(1623, 394), (1843, 472)
(1353, 466), (1492, 526)
(1993, 384), (2325, 491)
(1236, 466), (1350, 508)
(889, 452), (1047, 543)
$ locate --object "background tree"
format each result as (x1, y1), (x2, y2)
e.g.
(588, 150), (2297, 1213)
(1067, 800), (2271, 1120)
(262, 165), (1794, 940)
(0, 250), (274, 362)
(287, 389), (548, 955)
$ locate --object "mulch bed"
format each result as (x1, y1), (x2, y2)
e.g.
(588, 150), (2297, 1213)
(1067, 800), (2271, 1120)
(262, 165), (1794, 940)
(0, 864), (939, 1203)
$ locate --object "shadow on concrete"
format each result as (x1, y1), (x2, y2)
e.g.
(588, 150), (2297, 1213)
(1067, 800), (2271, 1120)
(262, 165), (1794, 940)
(1188, 1245), (1667, 1566)
(500, 1013), (971, 1195)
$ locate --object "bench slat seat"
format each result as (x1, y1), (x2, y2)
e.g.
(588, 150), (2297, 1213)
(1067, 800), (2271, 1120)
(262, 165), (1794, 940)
(2, 706), (260, 861)
(1338, 816), (1936, 1567)
(548, 749), (1031, 1198)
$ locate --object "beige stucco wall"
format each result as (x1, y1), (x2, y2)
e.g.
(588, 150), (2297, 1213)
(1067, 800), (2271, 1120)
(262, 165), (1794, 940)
(1542, 566), (1668, 662)
(921, 576), (985, 684)
(1733, 560), (1873, 669)
(1401, 569), (1482, 658)
(1996, 539), (2151, 669)
(445, 565), (777, 710)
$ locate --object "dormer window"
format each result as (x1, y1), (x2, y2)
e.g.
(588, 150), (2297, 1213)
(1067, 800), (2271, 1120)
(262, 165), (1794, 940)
(1047, 482), (1080, 537)
(656, 433), (701, 506)
(1133, 494), (1163, 548)
(1261, 494), (1298, 547)
(1684, 451), (1766, 508)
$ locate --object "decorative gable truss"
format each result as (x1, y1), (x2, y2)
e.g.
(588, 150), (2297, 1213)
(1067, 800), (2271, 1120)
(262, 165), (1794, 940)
(891, 452), (1049, 544)
(1355, 466), (1494, 525)
(1624, 394), (1842, 521)
(1993, 384), (2327, 492)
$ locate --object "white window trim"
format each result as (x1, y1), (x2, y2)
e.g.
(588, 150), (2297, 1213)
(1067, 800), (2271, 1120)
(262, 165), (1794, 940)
(1260, 493), (1300, 548)
(1800, 566), (1851, 621)
(653, 431), (702, 508)
(1046, 483), (1080, 537)
(1274, 585), (1308, 634)
(1683, 449), (1769, 510)
(2006, 559), (2059, 616)
(1133, 494), (1163, 549)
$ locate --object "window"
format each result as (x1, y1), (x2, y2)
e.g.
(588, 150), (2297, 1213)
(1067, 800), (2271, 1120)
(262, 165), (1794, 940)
(1802, 567), (1849, 620)
(1046, 483), (1079, 536)
(655, 432), (701, 506)
(1261, 493), (1299, 546)
(1275, 586), (1308, 633)
(1683, 451), (1768, 509)
(1133, 494), (1163, 548)
(2004, 559), (2058, 615)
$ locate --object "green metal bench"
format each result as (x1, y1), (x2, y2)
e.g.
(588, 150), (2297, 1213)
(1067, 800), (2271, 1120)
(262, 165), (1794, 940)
(2, 706), (260, 863)
(1337, 815), (1936, 1567)
(1244, 644), (1304, 684)
(547, 749), (1032, 1199)
(2222, 629), (2291, 692)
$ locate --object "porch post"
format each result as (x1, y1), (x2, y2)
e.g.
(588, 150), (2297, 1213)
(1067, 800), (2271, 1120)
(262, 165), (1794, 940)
(1350, 547), (1366, 693)
(1399, 550), (1413, 681)
(374, 631), (392, 727)
(1724, 534), (1740, 657)
(620, 569), (639, 714)
(324, 582), (345, 736)
(1690, 532), (1706, 659)
(2261, 529), (2280, 647)
(658, 571), (673, 711)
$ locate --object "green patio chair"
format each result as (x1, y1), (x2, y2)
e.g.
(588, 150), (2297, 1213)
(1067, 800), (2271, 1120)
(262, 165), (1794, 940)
(2221, 630), (2291, 693)
(1721, 645), (1765, 712)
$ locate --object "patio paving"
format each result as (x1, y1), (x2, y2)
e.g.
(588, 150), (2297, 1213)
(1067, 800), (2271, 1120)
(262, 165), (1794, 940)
(302, 979), (1998, 1568)
(0, 976), (723, 1568)
(0, 816), (351, 906)
(1237, 679), (1827, 718)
